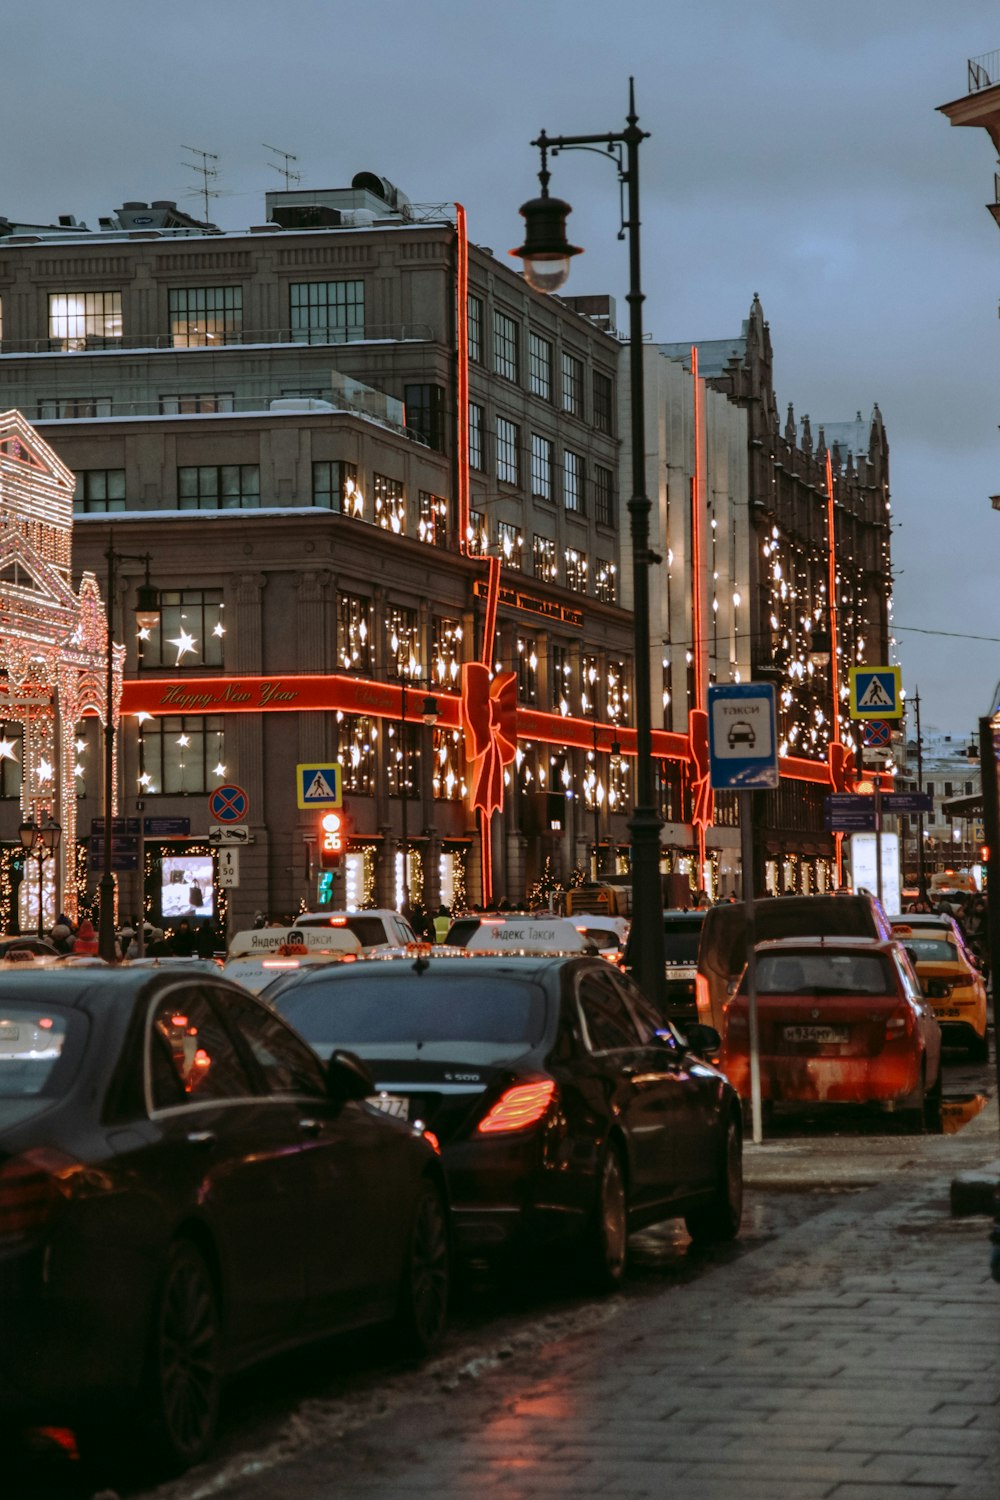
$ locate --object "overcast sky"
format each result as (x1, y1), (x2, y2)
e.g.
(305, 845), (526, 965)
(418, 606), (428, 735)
(3, 0), (997, 734)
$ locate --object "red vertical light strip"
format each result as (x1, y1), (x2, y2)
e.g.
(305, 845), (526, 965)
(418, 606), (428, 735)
(826, 450), (844, 886)
(690, 345), (709, 879)
(477, 552), (502, 906)
(455, 203), (470, 555)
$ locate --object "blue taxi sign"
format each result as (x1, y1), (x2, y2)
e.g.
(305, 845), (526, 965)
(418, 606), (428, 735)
(708, 683), (779, 791)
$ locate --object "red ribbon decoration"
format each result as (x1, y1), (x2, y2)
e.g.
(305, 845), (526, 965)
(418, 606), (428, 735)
(828, 740), (856, 794)
(688, 707), (714, 832)
(462, 662), (518, 819)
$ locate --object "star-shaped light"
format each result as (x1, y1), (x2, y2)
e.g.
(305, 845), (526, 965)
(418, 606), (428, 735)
(73, 764), (85, 779)
(176, 734), (190, 747)
(168, 628), (197, 663)
(75, 738), (86, 753)
(0, 736), (18, 763)
(38, 758), (53, 782)
(137, 626), (151, 641)
(213, 762), (227, 778)
(134, 712), (152, 725)
(139, 772), (152, 788)
(212, 623), (225, 637)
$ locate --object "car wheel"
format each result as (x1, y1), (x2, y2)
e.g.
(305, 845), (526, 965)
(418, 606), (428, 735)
(685, 1114), (743, 1243)
(582, 1144), (628, 1292)
(394, 1178), (450, 1357)
(969, 1031), (990, 1064)
(144, 1239), (221, 1474)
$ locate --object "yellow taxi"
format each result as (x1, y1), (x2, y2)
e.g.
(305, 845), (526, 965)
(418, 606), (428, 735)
(891, 920), (989, 1062)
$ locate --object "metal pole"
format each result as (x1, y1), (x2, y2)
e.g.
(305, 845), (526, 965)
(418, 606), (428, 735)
(36, 845), (44, 939)
(875, 774), (884, 907)
(740, 791), (763, 1142)
(99, 543), (117, 963)
(135, 722), (146, 958)
(592, 710), (601, 879)
(916, 689), (927, 900)
(400, 679), (409, 908)
(976, 716), (1000, 1130)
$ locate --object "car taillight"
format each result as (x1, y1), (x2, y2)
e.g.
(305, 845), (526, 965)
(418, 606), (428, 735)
(0, 1148), (80, 1240)
(885, 1004), (915, 1039)
(695, 972), (711, 1023)
(476, 1080), (557, 1135)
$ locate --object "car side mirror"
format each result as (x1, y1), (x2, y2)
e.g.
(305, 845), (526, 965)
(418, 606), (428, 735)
(683, 1022), (722, 1057)
(327, 1048), (375, 1105)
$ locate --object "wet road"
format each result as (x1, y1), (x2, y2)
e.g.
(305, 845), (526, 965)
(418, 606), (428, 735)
(9, 1045), (995, 1500)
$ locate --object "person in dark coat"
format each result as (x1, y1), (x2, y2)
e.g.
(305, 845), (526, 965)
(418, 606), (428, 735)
(196, 922), (217, 960)
(169, 918), (196, 956)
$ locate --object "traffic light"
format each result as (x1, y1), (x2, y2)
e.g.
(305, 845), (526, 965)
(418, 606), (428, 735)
(319, 811), (345, 870)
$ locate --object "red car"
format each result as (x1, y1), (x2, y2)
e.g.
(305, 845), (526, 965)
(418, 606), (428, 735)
(720, 937), (943, 1129)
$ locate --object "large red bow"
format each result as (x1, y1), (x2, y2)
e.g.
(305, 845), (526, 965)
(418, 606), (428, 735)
(462, 663), (518, 818)
(688, 707), (715, 831)
(828, 740), (856, 794)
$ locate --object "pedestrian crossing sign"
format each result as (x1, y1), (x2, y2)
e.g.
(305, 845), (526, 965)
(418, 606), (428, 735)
(296, 762), (343, 809)
(849, 666), (902, 720)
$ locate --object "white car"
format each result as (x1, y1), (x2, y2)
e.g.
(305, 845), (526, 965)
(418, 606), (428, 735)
(295, 909), (420, 949)
(452, 915), (598, 955)
(222, 924), (363, 994)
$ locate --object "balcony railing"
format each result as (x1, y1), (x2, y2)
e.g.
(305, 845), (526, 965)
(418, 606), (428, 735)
(968, 50), (1000, 93)
(0, 323), (435, 357)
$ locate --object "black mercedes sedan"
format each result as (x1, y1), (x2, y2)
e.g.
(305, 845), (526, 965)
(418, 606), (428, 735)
(0, 969), (450, 1476)
(267, 954), (743, 1286)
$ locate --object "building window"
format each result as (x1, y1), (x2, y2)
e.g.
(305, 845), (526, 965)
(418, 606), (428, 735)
(38, 397), (111, 419)
(313, 460), (362, 517)
(404, 383), (446, 451)
(432, 615), (463, 688)
(177, 465), (259, 510)
(48, 291), (121, 351)
(593, 370), (614, 434)
(528, 333), (553, 399)
(142, 715), (225, 795)
(533, 535), (557, 583)
(561, 351), (584, 416)
(469, 402), (485, 471)
(159, 393), (234, 414)
(594, 465), (615, 528)
(432, 729), (466, 800)
(0, 724), (22, 798)
(466, 509), (488, 555)
(607, 660), (631, 725)
(141, 590), (224, 670)
(373, 473), (406, 534)
(418, 490), (448, 548)
(497, 417), (520, 485)
(290, 280), (364, 344)
(497, 521), (523, 570)
(564, 451), (585, 513)
(551, 644), (571, 713)
(169, 287), (242, 348)
(595, 560), (617, 604)
(493, 310), (520, 382)
(385, 606), (419, 678)
(336, 714), (376, 795)
(565, 548), (588, 594)
(467, 295), (483, 362)
(73, 470), (125, 513)
(530, 434), (553, 502)
(337, 592), (372, 670)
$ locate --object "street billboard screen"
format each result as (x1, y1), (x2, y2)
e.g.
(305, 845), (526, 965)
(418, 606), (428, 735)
(160, 854), (214, 921)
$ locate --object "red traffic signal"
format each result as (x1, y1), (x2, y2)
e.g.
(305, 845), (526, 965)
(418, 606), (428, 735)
(319, 811), (345, 869)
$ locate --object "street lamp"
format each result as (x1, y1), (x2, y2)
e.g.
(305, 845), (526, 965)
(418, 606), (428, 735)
(396, 675), (440, 908)
(19, 815), (61, 938)
(512, 79), (666, 1008)
(100, 545), (160, 962)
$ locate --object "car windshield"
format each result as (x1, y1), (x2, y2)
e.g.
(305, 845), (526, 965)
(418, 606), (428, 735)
(906, 938), (960, 963)
(0, 1001), (83, 1100)
(754, 952), (894, 996)
(272, 972), (547, 1057)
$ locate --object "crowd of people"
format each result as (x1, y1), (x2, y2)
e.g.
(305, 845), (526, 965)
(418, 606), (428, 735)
(43, 913), (220, 960)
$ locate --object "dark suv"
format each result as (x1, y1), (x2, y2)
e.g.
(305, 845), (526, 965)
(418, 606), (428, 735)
(623, 909), (707, 1029)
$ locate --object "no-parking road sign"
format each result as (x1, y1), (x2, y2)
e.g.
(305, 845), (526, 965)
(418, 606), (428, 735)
(209, 783), (250, 823)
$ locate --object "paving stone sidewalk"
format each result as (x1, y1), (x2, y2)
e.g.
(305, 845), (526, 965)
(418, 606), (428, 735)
(218, 1106), (1000, 1500)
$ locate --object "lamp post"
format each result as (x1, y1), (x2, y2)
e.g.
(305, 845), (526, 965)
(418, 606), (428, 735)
(19, 815), (61, 938)
(396, 676), (440, 909)
(100, 544), (160, 963)
(586, 663), (603, 880)
(512, 79), (666, 1008)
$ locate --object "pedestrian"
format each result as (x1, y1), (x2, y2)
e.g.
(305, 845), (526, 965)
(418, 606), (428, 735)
(196, 921), (217, 960)
(118, 924), (135, 959)
(72, 918), (100, 955)
(147, 927), (171, 956)
(433, 904), (451, 943)
(169, 918), (196, 956)
(49, 921), (74, 954)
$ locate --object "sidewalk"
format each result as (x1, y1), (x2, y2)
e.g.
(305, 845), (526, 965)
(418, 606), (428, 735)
(218, 1102), (1000, 1500)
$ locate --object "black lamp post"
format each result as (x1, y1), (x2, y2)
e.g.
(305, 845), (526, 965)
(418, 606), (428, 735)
(586, 664), (603, 879)
(100, 544), (160, 962)
(512, 79), (666, 1008)
(396, 677), (439, 908)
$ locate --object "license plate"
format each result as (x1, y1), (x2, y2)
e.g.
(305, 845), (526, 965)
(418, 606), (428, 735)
(937, 1007), (961, 1018)
(666, 966), (697, 980)
(0, 1023), (19, 1041)
(366, 1092), (410, 1120)
(782, 1024), (849, 1044)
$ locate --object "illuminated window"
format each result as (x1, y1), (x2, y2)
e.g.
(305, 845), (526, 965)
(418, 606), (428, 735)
(418, 490), (448, 547)
(466, 509), (487, 555)
(142, 715), (225, 795)
(533, 535), (557, 582)
(469, 402), (485, 471)
(404, 383), (445, 451)
(517, 636), (538, 703)
(497, 521), (522, 570)
(493, 311), (520, 382)
(595, 560), (617, 604)
(593, 370), (614, 434)
(594, 465), (615, 528)
(141, 590), (224, 671)
(467, 295), (483, 362)
(337, 592), (372, 670)
(561, 351), (584, 416)
(432, 616), (463, 688)
(432, 728), (465, 800)
(48, 291), (122, 351)
(528, 333), (553, 399)
(607, 660), (631, 724)
(531, 434), (553, 501)
(177, 465), (259, 509)
(564, 451), (585, 513)
(373, 473), (406, 533)
(290, 280), (364, 344)
(38, 396), (112, 418)
(565, 548), (588, 594)
(497, 417), (520, 485)
(337, 714), (376, 794)
(159, 393), (234, 414)
(73, 469), (125, 513)
(169, 287), (242, 348)
(551, 644), (571, 711)
(385, 606), (419, 678)
(312, 460), (359, 512)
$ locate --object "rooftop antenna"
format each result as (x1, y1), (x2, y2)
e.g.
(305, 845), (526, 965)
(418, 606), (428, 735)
(181, 145), (221, 224)
(264, 143), (301, 190)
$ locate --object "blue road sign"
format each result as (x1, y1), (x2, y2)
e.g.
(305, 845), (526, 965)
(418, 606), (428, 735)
(850, 666), (902, 720)
(824, 794), (876, 832)
(144, 816), (191, 837)
(708, 683), (779, 791)
(209, 784), (250, 823)
(862, 719), (892, 748)
(296, 762), (343, 809)
(882, 792), (933, 814)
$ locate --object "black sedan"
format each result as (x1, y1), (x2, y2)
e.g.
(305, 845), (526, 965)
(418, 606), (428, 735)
(0, 969), (450, 1476)
(267, 954), (743, 1286)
